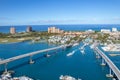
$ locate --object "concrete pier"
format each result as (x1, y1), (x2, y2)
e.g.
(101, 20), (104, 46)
(106, 68), (113, 78)
(101, 58), (106, 66)
(4, 63), (8, 73)
(29, 56), (34, 64)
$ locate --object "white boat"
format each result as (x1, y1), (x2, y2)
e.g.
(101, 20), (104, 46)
(79, 47), (85, 51)
(81, 50), (85, 54)
(90, 44), (94, 49)
(0, 72), (33, 80)
(13, 76), (33, 80)
(67, 51), (75, 56)
(44, 54), (51, 57)
(1, 72), (12, 80)
(59, 75), (81, 80)
(80, 47), (84, 50)
(80, 44), (86, 50)
(72, 43), (79, 47)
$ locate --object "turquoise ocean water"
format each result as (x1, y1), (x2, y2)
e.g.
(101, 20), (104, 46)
(0, 25), (120, 80)
(0, 41), (114, 80)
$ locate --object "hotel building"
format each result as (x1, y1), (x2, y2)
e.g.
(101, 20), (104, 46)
(10, 27), (16, 34)
(27, 26), (32, 32)
(48, 27), (64, 33)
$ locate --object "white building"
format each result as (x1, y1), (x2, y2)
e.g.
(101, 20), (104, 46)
(48, 27), (64, 33)
(112, 27), (117, 32)
(101, 29), (111, 33)
(85, 29), (95, 33)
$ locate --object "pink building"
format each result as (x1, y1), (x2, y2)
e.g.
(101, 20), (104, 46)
(48, 27), (64, 33)
(10, 27), (16, 34)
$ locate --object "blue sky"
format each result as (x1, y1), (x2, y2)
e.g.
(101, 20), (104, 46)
(0, 0), (120, 25)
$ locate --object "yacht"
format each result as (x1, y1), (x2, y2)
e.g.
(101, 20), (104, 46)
(81, 50), (85, 54)
(44, 54), (51, 57)
(1, 72), (12, 80)
(80, 46), (84, 50)
(66, 44), (73, 48)
(13, 76), (33, 80)
(59, 75), (81, 80)
(90, 44), (94, 49)
(72, 43), (79, 47)
(0, 72), (33, 80)
(67, 51), (75, 56)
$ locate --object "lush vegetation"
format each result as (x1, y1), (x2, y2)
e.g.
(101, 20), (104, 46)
(96, 33), (109, 43)
(0, 33), (10, 38)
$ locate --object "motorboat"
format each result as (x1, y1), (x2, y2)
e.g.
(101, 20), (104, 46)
(59, 75), (81, 80)
(67, 51), (75, 56)
(44, 54), (51, 57)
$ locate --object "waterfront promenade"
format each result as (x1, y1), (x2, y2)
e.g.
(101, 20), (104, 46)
(94, 47), (120, 80)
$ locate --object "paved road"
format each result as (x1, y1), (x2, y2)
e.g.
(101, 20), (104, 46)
(95, 47), (120, 80)
(0, 45), (66, 65)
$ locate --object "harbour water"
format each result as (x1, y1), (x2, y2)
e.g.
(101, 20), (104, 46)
(0, 25), (120, 80)
(0, 41), (113, 80)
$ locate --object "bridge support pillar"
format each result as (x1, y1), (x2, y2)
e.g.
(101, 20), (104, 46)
(4, 63), (8, 73)
(55, 49), (57, 54)
(106, 68), (113, 78)
(29, 56), (34, 64)
(96, 53), (100, 59)
(62, 47), (65, 51)
(101, 58), (106, 66)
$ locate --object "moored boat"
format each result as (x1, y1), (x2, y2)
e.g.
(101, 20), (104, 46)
(59, 75), (81, 80)
(44, 54), (51, 57)
(67, 51), (75, 56)
(81, 50), (85, 54)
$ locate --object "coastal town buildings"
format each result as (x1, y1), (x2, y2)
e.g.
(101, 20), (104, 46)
(48, 27), (64, 33)
(101, 27), (118, 34)
(10, 27), (16, 34)
(64, 31), (82, 35)
(85, 29), (95, 34)
(101, 29), (111, 33)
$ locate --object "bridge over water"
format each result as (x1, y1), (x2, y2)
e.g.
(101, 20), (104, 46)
(94, 47), (120, 80)
(0, 44), (72, 72)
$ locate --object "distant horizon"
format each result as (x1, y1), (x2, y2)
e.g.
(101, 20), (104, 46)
(0, 0), (120, 26)
(0, 24), (120, 27)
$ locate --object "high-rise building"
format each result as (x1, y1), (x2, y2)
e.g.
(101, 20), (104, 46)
(27, 26), (32, 32)
(10, 27), (16, 34)
(48, 27), (64, 33)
